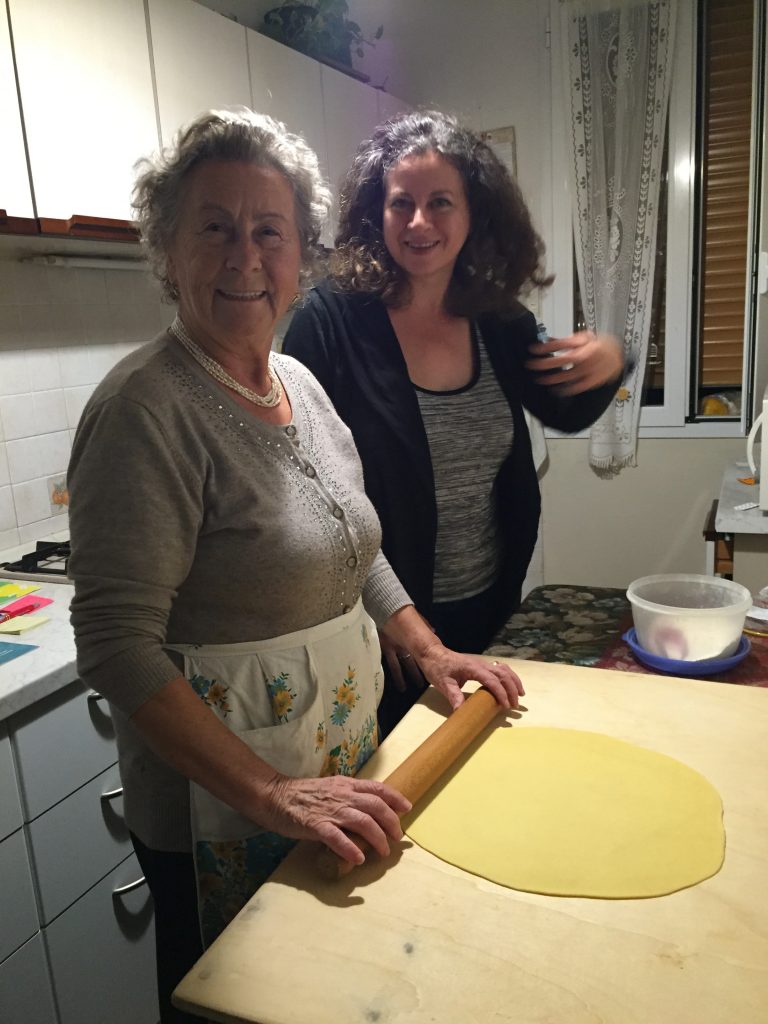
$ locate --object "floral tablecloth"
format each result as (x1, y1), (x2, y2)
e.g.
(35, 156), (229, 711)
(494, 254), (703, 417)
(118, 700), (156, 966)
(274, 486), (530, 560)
(485, 585), (768, 687)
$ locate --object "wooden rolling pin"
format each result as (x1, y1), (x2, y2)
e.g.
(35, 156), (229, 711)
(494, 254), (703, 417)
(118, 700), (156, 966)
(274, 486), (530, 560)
(316, 687), (502, 880)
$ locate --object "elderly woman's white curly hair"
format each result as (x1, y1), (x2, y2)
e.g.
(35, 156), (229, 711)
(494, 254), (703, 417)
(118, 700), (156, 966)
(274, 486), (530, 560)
(132, 107), (332, 301)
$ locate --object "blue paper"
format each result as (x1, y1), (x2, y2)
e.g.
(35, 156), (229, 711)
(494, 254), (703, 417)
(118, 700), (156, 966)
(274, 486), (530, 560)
(0, 641), (38, 666)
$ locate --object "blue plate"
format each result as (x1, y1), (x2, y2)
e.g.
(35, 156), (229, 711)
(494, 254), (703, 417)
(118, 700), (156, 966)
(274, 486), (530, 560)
(622, 629), (750, 676)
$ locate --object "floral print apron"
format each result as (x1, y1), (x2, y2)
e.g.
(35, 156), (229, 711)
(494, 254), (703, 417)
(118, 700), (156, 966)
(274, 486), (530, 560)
(167, 600), (382, 946)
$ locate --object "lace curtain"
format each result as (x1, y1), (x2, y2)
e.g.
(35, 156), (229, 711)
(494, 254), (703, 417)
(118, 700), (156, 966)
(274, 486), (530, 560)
(561, 0), (677, 471)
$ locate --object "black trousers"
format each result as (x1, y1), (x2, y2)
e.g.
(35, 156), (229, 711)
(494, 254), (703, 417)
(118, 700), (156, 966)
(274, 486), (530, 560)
(130, 833), (207, 1024)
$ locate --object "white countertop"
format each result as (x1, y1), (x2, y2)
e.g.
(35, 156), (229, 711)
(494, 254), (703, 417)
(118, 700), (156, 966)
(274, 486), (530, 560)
(0, 580), (78, 722)
(716, 462), (768, 533)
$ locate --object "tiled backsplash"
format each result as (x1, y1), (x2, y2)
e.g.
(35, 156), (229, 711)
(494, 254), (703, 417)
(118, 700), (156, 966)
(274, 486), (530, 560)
(0, 253), (174, 550)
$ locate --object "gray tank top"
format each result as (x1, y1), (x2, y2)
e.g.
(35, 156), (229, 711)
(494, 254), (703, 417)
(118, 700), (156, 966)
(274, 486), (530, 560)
(414, 327), (514, 602)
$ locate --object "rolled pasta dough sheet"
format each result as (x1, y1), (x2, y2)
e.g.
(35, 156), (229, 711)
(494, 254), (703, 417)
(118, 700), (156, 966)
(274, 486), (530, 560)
(405, 727), (725, 899)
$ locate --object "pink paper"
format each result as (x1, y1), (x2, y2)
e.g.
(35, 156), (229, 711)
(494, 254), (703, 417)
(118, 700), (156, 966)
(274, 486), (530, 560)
(1, 595), (53, 615)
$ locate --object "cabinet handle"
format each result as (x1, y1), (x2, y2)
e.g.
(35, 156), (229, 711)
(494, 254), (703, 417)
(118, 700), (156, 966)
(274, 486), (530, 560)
(100, 786), (124, 801)
(112, 875), (147, 897)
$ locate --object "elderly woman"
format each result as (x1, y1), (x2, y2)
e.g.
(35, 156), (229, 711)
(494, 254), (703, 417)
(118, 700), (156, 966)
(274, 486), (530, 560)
(284, 110), (625, 735)
(67, 108), (523, 1024)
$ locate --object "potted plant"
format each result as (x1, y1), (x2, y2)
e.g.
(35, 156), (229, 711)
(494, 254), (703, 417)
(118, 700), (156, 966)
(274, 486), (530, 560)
(261, 0), (382, 80)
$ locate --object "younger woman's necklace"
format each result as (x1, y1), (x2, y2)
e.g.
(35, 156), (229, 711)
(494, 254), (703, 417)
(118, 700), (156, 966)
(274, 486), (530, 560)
(170, 316), (283, 409)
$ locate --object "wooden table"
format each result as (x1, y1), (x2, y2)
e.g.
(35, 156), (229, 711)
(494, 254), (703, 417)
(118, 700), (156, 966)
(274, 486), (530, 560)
(174, 660), (768, 1024)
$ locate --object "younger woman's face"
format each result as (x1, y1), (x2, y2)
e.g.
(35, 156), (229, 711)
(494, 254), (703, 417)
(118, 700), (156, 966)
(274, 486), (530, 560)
(382, 150), (470, 287)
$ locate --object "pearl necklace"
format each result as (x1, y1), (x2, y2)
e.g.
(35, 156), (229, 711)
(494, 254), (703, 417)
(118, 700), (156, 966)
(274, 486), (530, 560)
(170, 316), (283, 409)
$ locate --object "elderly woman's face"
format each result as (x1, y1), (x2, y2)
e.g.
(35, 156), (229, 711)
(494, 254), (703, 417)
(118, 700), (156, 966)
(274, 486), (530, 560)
(167, 160), (301, 352)
(382, 150), (470, 286)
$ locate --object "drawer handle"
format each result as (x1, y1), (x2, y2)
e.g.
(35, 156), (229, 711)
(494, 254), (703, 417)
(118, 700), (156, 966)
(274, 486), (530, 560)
(100, 786), (124, 801)
(113, 875), (147, 897)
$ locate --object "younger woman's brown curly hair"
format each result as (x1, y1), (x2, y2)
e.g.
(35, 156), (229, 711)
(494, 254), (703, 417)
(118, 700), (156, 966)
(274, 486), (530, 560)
(331, 109), (553, 317)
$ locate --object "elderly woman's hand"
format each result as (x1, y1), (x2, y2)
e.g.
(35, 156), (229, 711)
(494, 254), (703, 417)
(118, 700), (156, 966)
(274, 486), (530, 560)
(413, 642), (524, 712)
(262, 774), (412, 864)
(526, 330), (623, 395)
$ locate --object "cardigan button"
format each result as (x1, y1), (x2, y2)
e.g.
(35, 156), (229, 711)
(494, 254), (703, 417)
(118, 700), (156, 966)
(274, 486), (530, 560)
(333, 507), (344, 519)
(305, 465), (316, 478)
(346, 556), (357, 569)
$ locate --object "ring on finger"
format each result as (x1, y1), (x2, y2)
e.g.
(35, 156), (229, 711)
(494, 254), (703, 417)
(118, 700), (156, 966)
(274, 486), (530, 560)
(399, 652), (413, 661)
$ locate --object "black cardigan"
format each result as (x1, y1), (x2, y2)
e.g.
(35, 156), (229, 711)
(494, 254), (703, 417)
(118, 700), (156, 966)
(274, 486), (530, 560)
(283, 283), (619, 631)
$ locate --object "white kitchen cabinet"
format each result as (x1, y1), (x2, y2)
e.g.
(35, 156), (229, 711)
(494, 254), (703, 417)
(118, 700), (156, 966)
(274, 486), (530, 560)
(320, 64), (380, 236)
(246, 29), (332, 245)
(149, 0), (251, 147)
(0, 934), (58, 1024)
(9, 0), (159, 222)
(247, 29), (328, 177)
(0, 5), (34, 218)
(376, 89), (412, 125)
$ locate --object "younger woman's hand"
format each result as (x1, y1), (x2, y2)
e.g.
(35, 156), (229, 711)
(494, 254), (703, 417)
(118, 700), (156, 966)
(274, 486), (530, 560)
(526, 330), (623, 395)
(379, 630), (427, 693)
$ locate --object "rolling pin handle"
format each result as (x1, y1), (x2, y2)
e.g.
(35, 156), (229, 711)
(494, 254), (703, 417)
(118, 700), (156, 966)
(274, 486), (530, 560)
(315, 687), (503, 881)
(316, 833), (369, 880)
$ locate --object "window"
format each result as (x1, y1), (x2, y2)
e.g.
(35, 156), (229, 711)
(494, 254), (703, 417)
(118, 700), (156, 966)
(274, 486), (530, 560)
(549, 0), (765, 436)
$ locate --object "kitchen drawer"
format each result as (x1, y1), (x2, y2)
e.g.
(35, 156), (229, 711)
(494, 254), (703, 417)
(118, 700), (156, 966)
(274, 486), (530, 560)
(45, 853), (157, 1024)
(0, 723), (22, 841)
(0, 829), (38, 963)
(27, 763), (131, 925)
(0, 933), (57, 1024)
(11, 680), (116, 820)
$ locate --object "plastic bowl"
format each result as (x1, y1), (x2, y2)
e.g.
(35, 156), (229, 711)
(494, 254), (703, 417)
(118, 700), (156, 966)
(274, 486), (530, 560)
(626, 574), (751, 661)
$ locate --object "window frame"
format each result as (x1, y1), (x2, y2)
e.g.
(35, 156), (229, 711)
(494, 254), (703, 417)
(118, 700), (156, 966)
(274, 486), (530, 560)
(543, 0), (756, 441)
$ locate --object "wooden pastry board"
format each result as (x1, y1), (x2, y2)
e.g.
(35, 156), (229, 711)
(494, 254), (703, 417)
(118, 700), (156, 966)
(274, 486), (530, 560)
(174, 659), (768, 1023)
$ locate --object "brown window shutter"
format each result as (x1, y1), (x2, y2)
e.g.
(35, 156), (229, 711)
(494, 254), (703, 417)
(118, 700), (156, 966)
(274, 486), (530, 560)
(697, 0), (754, 390)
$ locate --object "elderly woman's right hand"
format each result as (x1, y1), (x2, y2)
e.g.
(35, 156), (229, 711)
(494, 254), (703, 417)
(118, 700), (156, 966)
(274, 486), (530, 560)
(262, 774), (412, 864)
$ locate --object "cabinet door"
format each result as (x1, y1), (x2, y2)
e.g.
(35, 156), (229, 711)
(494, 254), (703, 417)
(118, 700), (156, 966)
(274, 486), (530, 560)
(11, 681), (116, 821)
(28, 763), (131, 926)
(9, 0), (159, 221)
(0, 934), (57, 1024)
(0, 5), (33, 218)
(246, 31), (332, 246)
(45, 854), (157, 1024)
(0, 723), (22, 842)
(247, 31), (328, 177)
(0, 829), (38, 963)
(148, 0), (251, 147)
(320, 64), (380, 237)
(377, 90), (412, 125)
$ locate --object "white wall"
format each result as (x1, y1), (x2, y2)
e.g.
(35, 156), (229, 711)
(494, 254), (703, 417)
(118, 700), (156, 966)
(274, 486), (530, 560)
(0, 253), (172, 550)
(540, 438), (746, 587)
